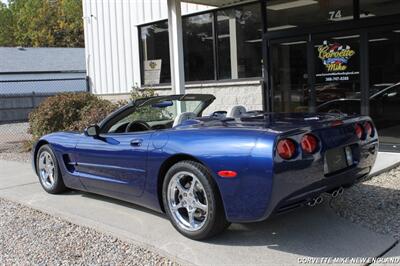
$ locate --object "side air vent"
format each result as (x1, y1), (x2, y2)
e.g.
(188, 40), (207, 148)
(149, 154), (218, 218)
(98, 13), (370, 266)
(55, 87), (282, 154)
(62, 154), (76, 172)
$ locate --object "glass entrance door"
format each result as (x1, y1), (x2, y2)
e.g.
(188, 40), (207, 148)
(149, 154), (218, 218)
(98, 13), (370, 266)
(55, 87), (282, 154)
(311, 28), (400, 150)
(313, 33), (361, 114)
(270, 32), (362, 114)
(266, 27), (400, 151)
(270, 37), (309, 113)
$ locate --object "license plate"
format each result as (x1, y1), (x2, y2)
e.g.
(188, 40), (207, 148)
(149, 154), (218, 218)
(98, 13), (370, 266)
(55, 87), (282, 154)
(325, 146), (353, 174)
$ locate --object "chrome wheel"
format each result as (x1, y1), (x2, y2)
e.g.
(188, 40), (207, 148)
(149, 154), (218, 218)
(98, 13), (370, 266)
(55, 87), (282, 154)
(167, 171), (209, 232)
(38, 151), (55, 189)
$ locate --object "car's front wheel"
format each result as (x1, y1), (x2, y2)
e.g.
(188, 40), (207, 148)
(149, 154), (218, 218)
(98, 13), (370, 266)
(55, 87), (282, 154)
(162, 160), (230, 240)
(36, 144), (67, 194)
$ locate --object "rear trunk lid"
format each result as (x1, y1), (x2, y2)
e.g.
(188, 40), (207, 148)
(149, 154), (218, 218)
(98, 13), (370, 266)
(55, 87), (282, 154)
(201, 112), (360, 135)
(239, 113), (373, 148)
(216, 112), (374, 149)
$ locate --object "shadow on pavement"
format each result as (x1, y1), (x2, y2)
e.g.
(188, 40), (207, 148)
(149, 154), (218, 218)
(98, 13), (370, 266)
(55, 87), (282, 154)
(63, 189), (168, 220)
(58, 184), (398, 259)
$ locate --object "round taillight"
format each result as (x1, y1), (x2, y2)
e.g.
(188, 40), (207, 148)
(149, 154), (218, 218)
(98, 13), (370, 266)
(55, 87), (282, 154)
(364, 121), (374, 137)
(277, 139), (296, 160)
(301, 134), (318, 154)
(355, 123), (364, 139)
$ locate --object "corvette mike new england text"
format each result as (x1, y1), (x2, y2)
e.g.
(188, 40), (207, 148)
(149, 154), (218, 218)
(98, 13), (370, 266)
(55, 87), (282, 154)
(298, 256), (400, 264)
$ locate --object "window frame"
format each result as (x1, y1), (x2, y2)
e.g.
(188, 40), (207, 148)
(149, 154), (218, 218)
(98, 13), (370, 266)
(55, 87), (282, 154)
(138, 1), (263, 86)
(138, 21), (172, 86)
(182, 12), (216, 82)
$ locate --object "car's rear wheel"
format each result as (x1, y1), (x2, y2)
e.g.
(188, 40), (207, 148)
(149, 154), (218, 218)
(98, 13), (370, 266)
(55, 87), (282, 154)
(36, 144), (67, 194)
(162, 160), (230, 240)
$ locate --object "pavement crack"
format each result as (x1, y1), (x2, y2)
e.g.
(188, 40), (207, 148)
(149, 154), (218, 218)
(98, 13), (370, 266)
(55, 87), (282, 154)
(365, 240), (399, 266)
(0, 181), (38, 191)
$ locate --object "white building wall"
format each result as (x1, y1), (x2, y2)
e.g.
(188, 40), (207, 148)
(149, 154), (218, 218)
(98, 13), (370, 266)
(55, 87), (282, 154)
(83, 0), (214, 95)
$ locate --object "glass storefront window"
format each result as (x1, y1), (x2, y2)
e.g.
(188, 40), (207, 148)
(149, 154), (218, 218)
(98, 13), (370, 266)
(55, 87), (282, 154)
(267, 0), (353, 32)
(139, 3), (263, 85)
(360, 0), (400, 18)
(368, 29), (400, 148)
(140, 21), (171, 85)
(270, 39), (309, 112)
(369, 30), (400, 86)
(216, 4), (262, 79)
(182, 13), (215, 82)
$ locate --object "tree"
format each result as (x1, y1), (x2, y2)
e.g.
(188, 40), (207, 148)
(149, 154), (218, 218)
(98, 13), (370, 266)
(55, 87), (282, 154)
(56, 0), (84, 47)
(0, 2), (15, 46)
(0, 0), (84, 47)
(11, 0), (58, 46)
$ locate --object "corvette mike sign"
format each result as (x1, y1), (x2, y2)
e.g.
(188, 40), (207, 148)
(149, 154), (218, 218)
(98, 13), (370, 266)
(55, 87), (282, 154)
(316, 40), (359, 82)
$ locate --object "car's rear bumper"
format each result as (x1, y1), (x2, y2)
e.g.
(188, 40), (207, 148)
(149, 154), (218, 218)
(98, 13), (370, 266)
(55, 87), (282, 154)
(250, 140), (378, 222)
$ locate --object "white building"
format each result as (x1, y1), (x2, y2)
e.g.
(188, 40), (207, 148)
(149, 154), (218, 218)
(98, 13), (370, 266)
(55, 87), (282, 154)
(83, 0), (400, 151)
(82, 0), (264, 113)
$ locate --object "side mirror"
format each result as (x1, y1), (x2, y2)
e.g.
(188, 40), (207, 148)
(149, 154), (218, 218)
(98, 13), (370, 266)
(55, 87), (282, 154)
(84, 125), (100, 137)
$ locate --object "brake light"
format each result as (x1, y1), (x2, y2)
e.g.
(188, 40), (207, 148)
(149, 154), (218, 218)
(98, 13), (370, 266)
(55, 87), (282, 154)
(364, 121), (374, 137)
(355, 123), (364, 139)
(277, 139), (296, 160)
(301, 134), (318, 154)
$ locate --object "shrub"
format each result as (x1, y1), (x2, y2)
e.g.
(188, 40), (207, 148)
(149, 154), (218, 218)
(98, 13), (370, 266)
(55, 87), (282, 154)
(130, 86), (158, 101)
(28, 92), (118, 140)
(26, 88), (160, 151)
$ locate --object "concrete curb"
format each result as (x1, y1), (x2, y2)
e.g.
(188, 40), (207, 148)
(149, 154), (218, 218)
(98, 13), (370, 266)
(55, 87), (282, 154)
(369, 161), (400, 178)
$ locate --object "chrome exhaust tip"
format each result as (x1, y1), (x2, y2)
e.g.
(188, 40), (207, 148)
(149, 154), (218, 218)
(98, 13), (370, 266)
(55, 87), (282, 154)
(307, 195), (323, 207)
(315, 196), (324, 205)
(331, 187), (344, 198)
(307, 199), (316, 207)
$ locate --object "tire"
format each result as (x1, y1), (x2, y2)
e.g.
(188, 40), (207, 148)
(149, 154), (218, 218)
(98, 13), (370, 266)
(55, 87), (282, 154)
(162, 160), (230, 240)
(36, 144), (67, 194)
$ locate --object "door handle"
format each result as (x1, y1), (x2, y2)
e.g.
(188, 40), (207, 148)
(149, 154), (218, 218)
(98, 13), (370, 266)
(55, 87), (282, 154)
(130, 139), (143, 147)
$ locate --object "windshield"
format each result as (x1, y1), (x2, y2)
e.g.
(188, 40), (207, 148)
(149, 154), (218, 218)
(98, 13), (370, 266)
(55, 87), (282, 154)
(107, 97), (209, 133)
(132, 99), (204, 125)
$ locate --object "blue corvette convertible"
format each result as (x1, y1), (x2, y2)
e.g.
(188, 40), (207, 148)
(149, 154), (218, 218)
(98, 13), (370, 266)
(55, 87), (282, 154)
(32, 94), (378, 240)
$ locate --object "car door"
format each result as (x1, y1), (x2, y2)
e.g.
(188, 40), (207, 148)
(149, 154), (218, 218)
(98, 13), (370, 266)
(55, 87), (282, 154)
(74, 131), (153, 200)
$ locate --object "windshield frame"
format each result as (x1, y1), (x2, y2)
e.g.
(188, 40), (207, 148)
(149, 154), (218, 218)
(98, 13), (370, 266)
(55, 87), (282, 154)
(97, 94), (215, 134)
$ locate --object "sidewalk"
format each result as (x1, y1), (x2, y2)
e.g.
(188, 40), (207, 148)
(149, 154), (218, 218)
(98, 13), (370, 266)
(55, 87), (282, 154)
(0, 160), (398, 266)
(370, 152), (400, 176)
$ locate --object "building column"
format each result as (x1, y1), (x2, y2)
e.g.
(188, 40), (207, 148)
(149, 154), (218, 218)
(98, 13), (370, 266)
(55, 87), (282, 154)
(229, 15), (238, 79)
(260, 0), (270, 112)
(167, 0), (185, 97)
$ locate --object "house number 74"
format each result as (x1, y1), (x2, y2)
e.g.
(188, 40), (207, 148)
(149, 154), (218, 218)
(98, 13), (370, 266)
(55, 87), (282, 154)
(329, 10), (342, 20)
